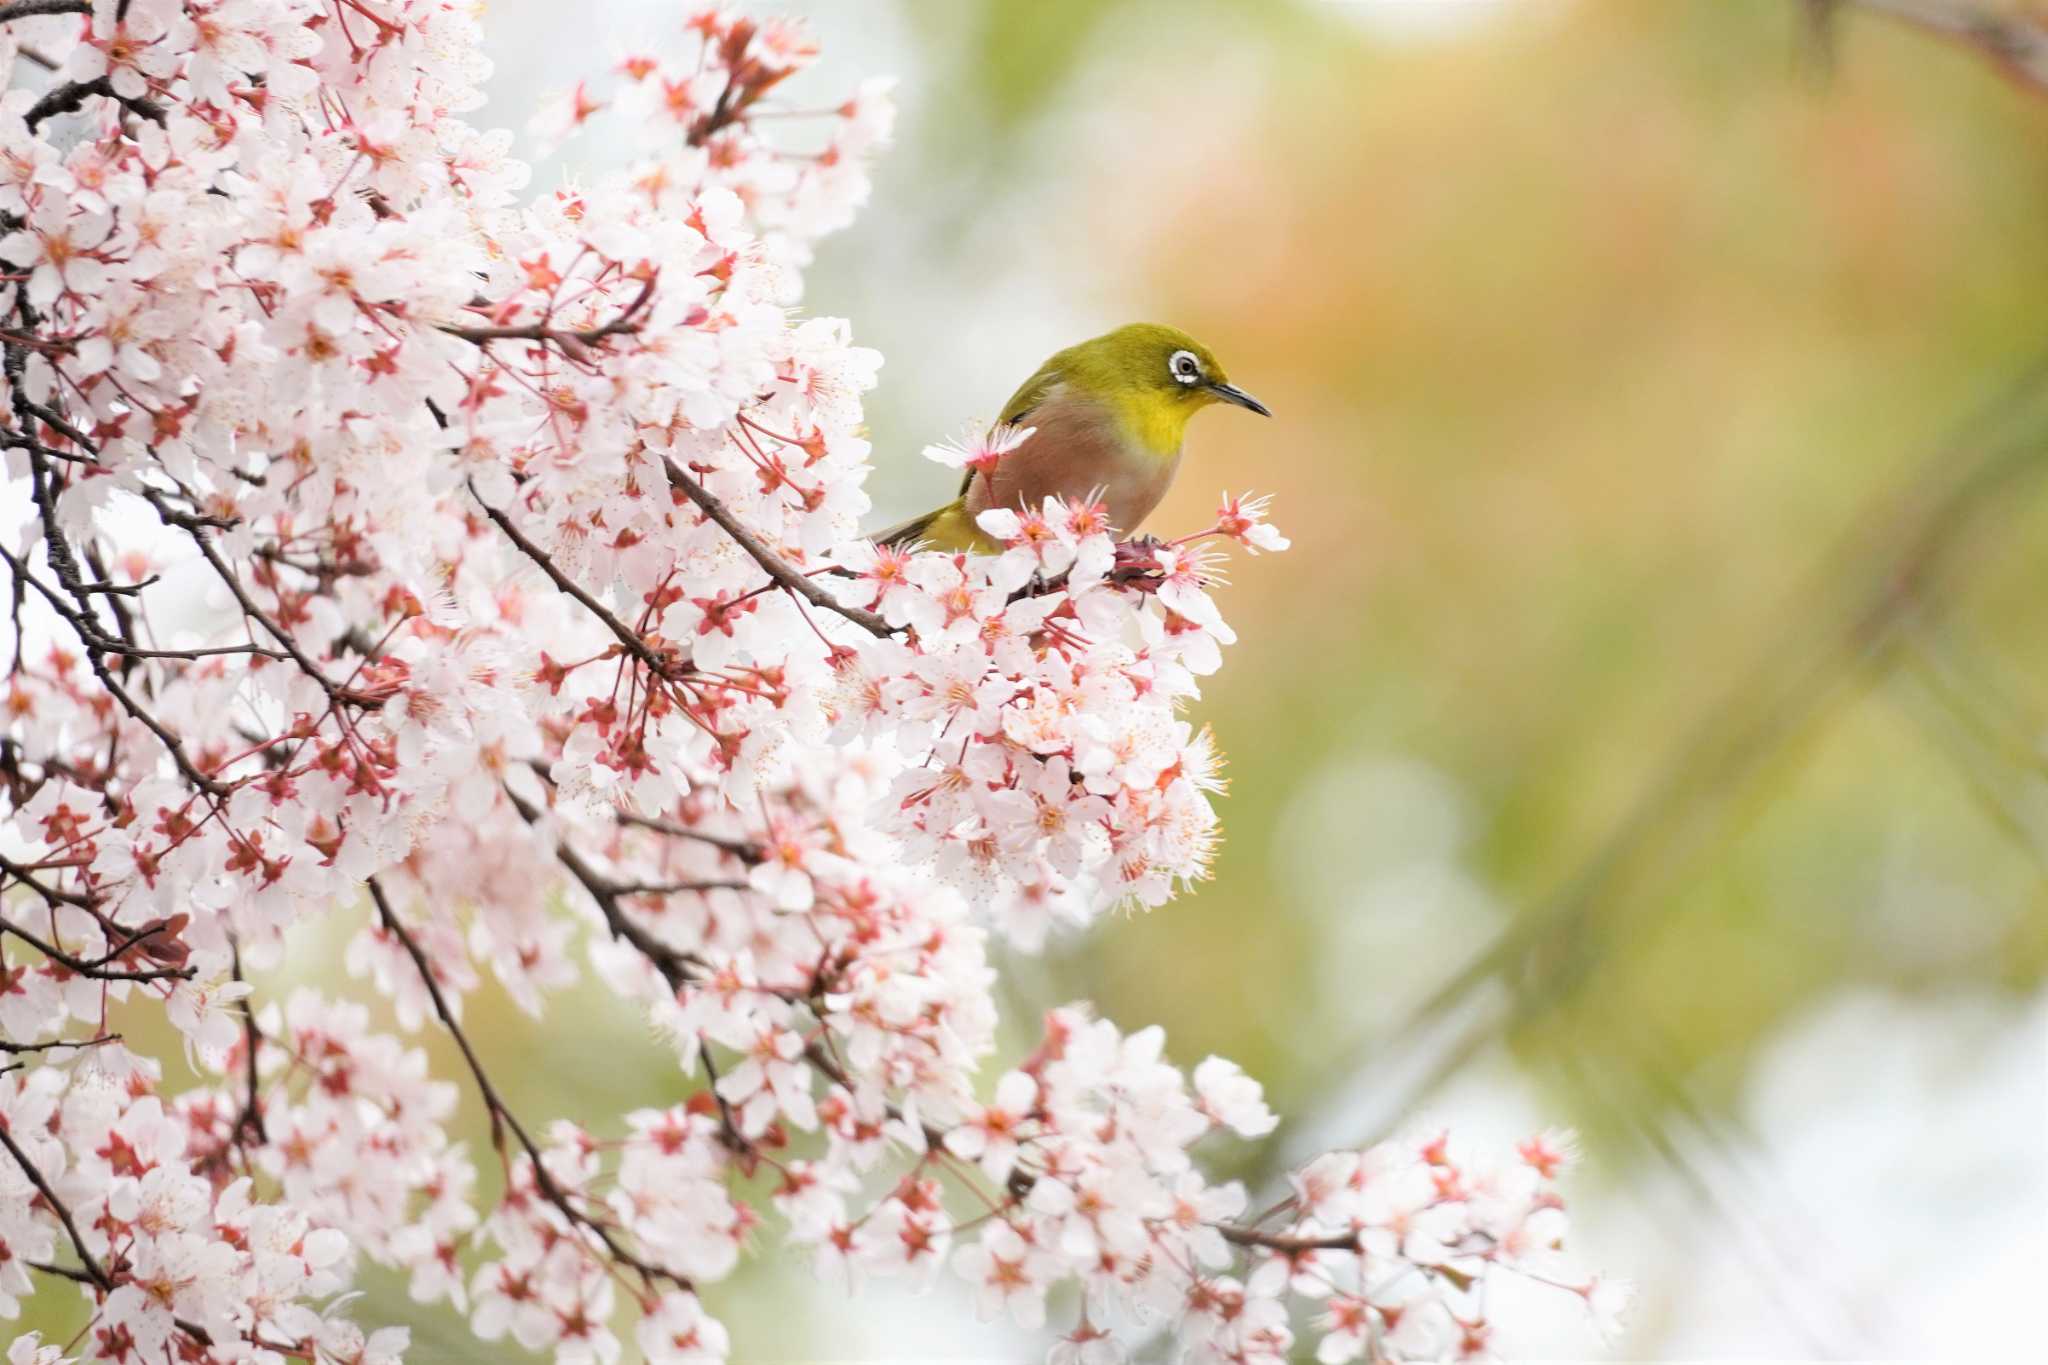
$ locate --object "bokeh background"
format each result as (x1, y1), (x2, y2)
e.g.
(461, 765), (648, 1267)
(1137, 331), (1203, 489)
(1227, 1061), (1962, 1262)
(26, 0), (2048, 1359)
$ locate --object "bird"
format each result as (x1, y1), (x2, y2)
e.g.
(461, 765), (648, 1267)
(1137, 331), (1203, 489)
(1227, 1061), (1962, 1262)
(874, 323), (1270, 552)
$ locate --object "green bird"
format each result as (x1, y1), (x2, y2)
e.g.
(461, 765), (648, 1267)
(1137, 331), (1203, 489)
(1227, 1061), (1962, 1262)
(876, 323), (1270, 552)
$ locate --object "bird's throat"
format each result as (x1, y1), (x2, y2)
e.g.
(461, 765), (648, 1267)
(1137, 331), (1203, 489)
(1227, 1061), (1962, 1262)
(1110, 389), (1196, 460)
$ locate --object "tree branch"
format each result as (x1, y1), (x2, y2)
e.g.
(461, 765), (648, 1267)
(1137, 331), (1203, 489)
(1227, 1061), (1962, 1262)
(366, 875), (694, 1295)
(0, 1), (90, 23)
(0, 1031), (119, 1056)
(140, 486), (376, 710)
(0, 1119), (111, 1290)
(439, 276), (656, 350)
(503, 788), (704, 991)
(661, 456), (892, 638)
(614, 810), (763, 864)
(25, 74), (167, 129)
(1216, 1224), (1361, 1255)
(469, 479), (693, 680)
(0, 914), (196, 982)
(606, 878), (752, 897)
(228, 940), (266, 1147)
(1837, 0), (2048, 92)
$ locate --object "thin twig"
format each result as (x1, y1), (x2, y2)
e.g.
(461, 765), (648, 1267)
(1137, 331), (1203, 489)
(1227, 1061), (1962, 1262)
(1838, 0), (2048, 92)
(0, 1120), (111, 1289)
(615, 811), (763, 864)
(503, 788), (704, 990)
(1, 914), (195, 982)
(607, 878), (752, 897)
(661, 456), (891, 638)
(141, 487), (375, 709)
(469, 479), (691, 680)
(439, 276), (656, 349)
(0, 1031), (119, 1055)
(366, 875), (694, 1294)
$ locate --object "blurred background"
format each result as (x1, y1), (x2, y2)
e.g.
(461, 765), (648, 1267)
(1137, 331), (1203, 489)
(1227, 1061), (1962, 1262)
(437, 0), (2048, 1358)
(27, 0), (2048, 1359)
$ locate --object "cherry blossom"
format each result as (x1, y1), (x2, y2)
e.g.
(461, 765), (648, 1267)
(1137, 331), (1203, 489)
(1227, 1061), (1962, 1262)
(0, 3), (1616, 1362)
(923, 418), (1037, 478)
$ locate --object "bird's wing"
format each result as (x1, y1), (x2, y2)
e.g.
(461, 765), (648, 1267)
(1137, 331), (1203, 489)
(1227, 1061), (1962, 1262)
(999, 361), (1065, 425)
(956, 362), (1065, 498)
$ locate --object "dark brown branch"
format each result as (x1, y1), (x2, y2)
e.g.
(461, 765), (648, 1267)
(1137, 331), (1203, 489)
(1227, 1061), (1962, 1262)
(10, 572), (231, 793)
(524, 796), (1327, 1256)
(0, 850), (97, 907)
(0, 1119), (111, 1290)
(140, 486), (376, 709)
(615, 811), (764, 864)
(0, 553), (282, 667)
(693, 1045), (757, 1159)
(608, 878), (752, 897)
(440, 276), (656, 350)
(0, 914), (196, 982)
(25, 74), (167, 129)
(81, 543), (138, 680)
(0, 1031), (118, 1055)
(661, 456), (892, 638)
(0, 2), (89, 23)
(16, 396), (95, 452)
(228, 940), (266, 1146)
(26, 1259), (95, 1284)
(1217, 1224), (1361, 1254)
(1004, 536), (1180, 607)
(21, 1258), (220, 1350)
(504, 788), (703, 991)
(1838, 0), (2048, 92)
(73, 915), (173, 970)
(366, 875), (694, 1294)
(469, 479), (691, 679)
(686, 46), (794, 147)
(1, 438), (230, 796)
(0, 428), (92, 462)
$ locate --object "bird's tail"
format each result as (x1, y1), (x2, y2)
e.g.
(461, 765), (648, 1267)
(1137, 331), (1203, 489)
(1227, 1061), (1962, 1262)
(872, 504), (944, 549)
(872, 498), (994, 552)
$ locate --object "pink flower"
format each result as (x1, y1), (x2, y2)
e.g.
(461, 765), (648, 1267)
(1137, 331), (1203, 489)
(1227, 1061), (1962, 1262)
(1194, 1056), (1279, 1138)
(922, 420), (1036, 476)
(1214, 491), (1291, 553)
(0, 8), (1613, 1363)
(0, 210), (110, 306)
(953, 1221), (1059, 1328)
(636, 1291), (730, 1363)
(943, 1070), (1038, 1184)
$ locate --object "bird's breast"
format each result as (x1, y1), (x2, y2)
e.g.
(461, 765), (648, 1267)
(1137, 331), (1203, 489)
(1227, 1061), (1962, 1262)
(967, 393), (1179, 538)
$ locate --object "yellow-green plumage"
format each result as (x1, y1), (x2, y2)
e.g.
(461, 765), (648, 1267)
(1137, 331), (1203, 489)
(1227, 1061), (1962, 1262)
(876, 323), (1269, 552)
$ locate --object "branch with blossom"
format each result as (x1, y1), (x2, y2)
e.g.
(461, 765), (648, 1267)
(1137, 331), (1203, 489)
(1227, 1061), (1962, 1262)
(0, 4), (1617, 1363)
(1812, 0), (2048, 93)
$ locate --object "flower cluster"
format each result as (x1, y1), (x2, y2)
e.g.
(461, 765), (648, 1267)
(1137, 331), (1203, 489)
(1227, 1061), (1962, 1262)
(0, 1043), (398, 1362)
(0, 3), (1615, 1363)
(830, 493), (1279, 942)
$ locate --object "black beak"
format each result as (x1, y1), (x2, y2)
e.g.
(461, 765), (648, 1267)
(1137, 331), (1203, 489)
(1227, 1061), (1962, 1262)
(1207, 381), (1271, 417)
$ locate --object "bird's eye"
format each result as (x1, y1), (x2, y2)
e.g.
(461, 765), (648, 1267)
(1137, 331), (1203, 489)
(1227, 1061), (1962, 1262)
(1169, 349), (1201, 385)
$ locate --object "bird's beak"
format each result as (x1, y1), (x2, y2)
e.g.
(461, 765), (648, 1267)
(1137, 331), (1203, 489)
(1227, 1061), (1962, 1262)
(1206, 381), (1271, 417)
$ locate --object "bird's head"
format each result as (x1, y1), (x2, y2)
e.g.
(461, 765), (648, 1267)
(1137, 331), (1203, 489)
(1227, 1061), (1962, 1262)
(1071, 324), (1270, 450)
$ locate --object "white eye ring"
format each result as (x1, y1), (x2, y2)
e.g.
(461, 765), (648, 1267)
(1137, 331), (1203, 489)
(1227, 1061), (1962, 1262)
(1169, 349), (1201, 385)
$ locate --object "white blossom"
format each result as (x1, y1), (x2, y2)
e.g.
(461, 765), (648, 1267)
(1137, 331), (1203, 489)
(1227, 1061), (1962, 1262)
(0, 4), (1612, 1363)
